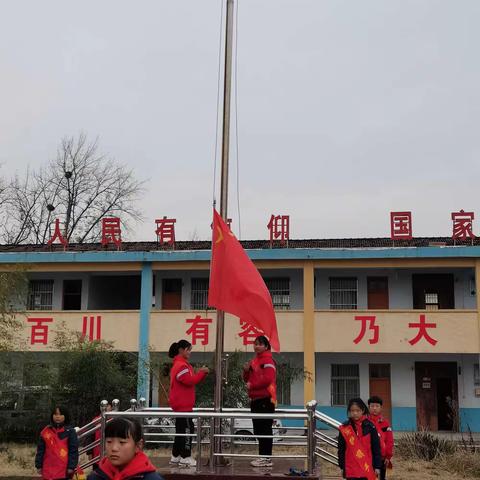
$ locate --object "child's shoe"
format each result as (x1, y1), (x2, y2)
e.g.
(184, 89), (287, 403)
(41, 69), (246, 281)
(169, 455), (181, 464)
(179, 456), (197, 467)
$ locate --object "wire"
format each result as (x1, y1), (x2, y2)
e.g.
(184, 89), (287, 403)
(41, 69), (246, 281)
(212, 0), (225, 209)
(234, 0), (242, 239)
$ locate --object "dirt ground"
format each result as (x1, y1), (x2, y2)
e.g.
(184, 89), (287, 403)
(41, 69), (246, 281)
(1, 443), (479, 479)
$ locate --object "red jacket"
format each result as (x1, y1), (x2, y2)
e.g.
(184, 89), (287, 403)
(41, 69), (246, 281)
(89, 451), (160, 480)
(169, 355), (207, 412)
(242, 351), (277, 401)
(368, 414), (394, 459)
(338, 417), (382, 479)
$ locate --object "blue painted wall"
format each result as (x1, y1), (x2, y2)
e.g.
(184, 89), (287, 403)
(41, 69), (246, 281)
(460, 408), (480, 432)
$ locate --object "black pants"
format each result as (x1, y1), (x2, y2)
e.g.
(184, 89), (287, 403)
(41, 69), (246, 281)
(380, 464), (387, 480)
(172, 417), (194, 458)
(251, 397), (275, 456)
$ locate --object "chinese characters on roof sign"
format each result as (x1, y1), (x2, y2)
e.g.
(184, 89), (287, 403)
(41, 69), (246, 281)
(45, 210), (477, 249)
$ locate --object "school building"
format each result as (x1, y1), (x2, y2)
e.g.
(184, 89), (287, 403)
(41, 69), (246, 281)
(1, 237), (480, 432)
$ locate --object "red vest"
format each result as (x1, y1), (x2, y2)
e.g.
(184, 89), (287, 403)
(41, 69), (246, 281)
(339, 419), (376, 480)
(40, 426), (69, 480)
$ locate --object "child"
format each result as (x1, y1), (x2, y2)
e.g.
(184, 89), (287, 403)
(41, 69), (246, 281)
(35, 405), (79, 480)
(368, 396), (394, 480)
(242, 335), (277, 468)
(168, 339), (209, 468)
(337, 398), (382, 480)
(87, 417), (164, 480)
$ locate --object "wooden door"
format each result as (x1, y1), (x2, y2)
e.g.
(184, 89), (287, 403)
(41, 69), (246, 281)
(369, 364), (392, 420)
(162, 279), (182, 309)
(367, 277), (389, 309)
(415, 362), (458, 431)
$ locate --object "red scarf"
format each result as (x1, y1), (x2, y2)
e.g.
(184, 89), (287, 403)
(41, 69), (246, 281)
(339, 417), (376, 480)
(98, 452), (156, 480)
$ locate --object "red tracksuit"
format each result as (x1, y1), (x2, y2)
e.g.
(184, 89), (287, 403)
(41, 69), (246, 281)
(168, 355), (207, 459)
(169, 355), (207, 412)
(368, 414), (394, 461)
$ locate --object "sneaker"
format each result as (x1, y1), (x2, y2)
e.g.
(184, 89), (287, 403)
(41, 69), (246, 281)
(169, 455), (181, 464)
(250, 458), (273, 467)
(179, 456), (197, 467)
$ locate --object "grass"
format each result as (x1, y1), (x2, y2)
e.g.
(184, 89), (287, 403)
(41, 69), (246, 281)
(1, 441), (479, 479)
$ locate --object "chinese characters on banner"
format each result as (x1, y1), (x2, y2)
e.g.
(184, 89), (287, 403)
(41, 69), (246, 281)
(352, 313), (438, 346)
(184, 316), (264, 346)
(28, 316), (102, 345)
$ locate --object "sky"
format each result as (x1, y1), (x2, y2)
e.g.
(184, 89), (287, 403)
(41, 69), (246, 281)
(0, 0), (479, 242)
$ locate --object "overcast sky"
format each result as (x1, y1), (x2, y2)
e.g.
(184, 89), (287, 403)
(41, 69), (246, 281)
(1, 0), (479, 242)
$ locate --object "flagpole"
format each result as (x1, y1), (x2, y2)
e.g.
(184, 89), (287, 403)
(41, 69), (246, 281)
(213, 0), (234, 459)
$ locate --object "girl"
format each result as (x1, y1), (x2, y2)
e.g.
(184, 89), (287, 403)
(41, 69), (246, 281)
(242, 335), (277, 468)
(337, 398), (382, 480)
(35, 405), (79, 480)
(87, 417), (164, 480)
(168, 339), (209, 468)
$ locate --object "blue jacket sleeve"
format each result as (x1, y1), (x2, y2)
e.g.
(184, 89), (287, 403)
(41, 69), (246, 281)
(67, 427), (79, 470)
(35, 434), (46, 470)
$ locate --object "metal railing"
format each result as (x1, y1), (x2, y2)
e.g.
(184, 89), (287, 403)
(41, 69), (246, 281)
(77, 398), (341, 474)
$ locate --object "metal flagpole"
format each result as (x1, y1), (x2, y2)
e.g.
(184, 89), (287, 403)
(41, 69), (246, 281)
(213, 0), (235, 462)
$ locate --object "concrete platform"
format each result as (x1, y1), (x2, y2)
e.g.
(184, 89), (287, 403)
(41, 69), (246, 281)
(152, 456), (322, 479)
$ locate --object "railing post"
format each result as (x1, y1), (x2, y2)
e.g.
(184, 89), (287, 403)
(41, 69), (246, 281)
(306, 400), (318, 474)
(112, 399), (120, 411)
(230, 416), (235, 456)
(138, 397), (146, 410)
(100, 399), (108, 458)
(209, 416), (215, 472)
(130, 398), (137, 411)
(196, 416), (202, 473)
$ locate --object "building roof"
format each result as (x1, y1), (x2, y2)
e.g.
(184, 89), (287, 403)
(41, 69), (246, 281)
(0, 236), (478, 253)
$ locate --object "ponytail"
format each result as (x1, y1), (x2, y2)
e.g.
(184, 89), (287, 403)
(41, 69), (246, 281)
(168, 339), (192, 358)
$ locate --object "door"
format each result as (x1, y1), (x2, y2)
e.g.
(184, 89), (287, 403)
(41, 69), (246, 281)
(369, 364), (392, 420)
(415, 362), (458, 431)
(162, 279), (182, 309)
(367, 277), (389, 309)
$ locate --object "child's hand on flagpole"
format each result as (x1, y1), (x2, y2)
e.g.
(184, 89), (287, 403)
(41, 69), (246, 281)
(199, 366), (209, 374)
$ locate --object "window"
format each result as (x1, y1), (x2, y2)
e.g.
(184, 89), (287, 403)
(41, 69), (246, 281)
(27, 280), (54, 310)
(425, 292), (439, 310)
(63, 280), (82, 310)
(264, 278), (290, 310)
(190, 278), (210, 310)
(475, 364), (479, 386)
(276, 364), (292, 405)
(331, 364), (360, 406)
(329, 277), (357, 309)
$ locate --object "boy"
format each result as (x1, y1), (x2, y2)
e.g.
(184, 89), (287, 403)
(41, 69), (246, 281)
(367, 396), (393, 480)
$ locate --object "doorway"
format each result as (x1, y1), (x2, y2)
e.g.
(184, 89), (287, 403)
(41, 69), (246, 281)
(369, 364), (392, 420)
(415, 362), (458, 431)
(162, 279), (182, 309)
(367, 277), (389, 309)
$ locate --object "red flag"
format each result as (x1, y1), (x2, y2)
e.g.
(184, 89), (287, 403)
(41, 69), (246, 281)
(208, 209), (280, 351)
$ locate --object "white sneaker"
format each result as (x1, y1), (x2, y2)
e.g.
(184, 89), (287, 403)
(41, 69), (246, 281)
(250, 457), (273, 467)
(179, 456), (197, 467)
(169, 455), (181, 464)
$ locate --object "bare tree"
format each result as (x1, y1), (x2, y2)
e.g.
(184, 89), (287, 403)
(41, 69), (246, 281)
(1, 133), (145, 244)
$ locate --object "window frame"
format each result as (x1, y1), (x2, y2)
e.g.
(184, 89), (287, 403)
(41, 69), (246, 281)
(329, 277), (358, 310)
(331, 364), (360, 406)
